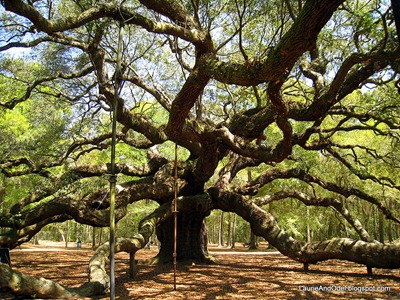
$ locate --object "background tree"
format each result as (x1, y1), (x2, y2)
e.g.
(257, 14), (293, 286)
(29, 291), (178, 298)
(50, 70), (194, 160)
(1, 0), (400, 297)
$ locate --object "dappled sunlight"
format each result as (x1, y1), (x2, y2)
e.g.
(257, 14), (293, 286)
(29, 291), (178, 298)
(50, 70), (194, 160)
(2, 243), (398, 299)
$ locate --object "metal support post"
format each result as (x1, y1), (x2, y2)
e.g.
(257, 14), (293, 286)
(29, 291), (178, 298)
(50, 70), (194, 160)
(173, 143), (178, 291)
(109, 22), (124, 300)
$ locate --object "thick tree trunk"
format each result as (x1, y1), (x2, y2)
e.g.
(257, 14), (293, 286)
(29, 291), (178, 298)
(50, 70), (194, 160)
(155, 211), (211, 263)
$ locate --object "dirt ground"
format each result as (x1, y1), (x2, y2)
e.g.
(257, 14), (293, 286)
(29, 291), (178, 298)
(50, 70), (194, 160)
(1, 241), (399, 299)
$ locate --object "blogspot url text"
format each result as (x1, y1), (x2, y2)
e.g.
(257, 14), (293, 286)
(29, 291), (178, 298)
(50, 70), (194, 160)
(298, 285), (391, 293)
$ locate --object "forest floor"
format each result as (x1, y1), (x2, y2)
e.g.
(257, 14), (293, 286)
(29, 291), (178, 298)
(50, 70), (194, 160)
(1, 241), (400, 299)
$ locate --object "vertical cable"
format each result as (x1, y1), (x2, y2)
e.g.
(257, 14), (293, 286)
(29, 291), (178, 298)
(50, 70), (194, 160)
(110, 22), (124, 300)
(173, 143), (178, 291)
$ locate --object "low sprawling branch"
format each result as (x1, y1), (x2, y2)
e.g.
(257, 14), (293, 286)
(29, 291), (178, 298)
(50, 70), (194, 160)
(211, 187), (400, 268)
(0, 263), (104, 299)
(1, 193), (213, 298)
(0, 149), (189, 249)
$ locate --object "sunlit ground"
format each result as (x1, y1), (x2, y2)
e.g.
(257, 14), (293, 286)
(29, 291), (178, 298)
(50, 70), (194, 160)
(1, 241), (399, 299)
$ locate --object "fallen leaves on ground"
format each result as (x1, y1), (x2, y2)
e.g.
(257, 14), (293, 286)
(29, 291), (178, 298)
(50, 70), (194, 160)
(1, 242), (399, 299)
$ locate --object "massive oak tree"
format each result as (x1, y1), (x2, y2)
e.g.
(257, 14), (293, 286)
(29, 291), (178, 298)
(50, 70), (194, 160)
(1, 0), (400, 297)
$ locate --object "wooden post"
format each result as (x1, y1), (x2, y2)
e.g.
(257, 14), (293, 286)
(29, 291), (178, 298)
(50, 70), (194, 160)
(303, 263), (309, 272)
(367, 266), (373, 276)
(0, 248), (11, 266)
(129, 252), (137, 278)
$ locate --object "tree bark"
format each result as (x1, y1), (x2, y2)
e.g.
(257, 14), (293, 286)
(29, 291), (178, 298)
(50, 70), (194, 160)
(231, 213), (237, 249)
(155, 211), (211, 263)
(0, 263), (104, 298)
(249, 230), (257, 250)
(226, 213), (232, 247)
(218, 211), (224, 247)
(0, 197), (176, 298)
(379, 211), (385, 243)
(211, 188), (400, 268)
(92, 226), (96, 249)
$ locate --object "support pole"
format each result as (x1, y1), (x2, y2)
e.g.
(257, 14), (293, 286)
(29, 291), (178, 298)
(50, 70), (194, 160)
(367, 266), (373, 277)
(109, 175), (116, 300)
(303, 263), (309, 272)
(173, 143), (178, 291)
(129, 252), (137, 278)
(110, 22), (124, 300)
